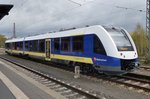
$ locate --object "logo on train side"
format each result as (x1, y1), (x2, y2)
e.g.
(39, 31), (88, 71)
(93, 57), (107, 62)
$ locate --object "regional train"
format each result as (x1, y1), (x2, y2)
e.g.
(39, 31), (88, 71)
(5, 25), (140, 75)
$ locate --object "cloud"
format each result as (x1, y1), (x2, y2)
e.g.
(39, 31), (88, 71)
(0, 0), (146, 37)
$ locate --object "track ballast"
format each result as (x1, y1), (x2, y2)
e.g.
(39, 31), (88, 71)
(0, 56), (101, 99)
(0, 55), (150, 94)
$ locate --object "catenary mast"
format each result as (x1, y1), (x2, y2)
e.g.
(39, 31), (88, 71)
(146, 0), (150, 56)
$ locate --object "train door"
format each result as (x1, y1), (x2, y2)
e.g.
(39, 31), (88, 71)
(45, 39), (51, 59)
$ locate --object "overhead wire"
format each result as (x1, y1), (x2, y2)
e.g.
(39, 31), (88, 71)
(67, 0), (146, 13)
(21, 0), (100, 33)
(22, 0), (145, 35)
(2, 0), (146, 36)
(67, 0), (82, 6)
(115, 6), (146, 13)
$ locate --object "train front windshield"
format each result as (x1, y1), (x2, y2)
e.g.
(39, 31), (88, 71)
(104, 27), (134, 51)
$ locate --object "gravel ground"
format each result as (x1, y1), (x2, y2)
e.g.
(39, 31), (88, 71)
(1, 54), (150, 99)
(132, 68), (150, 76)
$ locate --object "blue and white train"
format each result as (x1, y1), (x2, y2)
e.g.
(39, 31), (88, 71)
(5, 25), (139, 75)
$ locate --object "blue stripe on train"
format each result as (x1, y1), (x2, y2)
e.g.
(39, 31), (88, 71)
(52, 50), (121, 67)
(92, 54), (121, 67)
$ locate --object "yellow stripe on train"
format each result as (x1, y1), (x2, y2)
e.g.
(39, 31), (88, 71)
(23, 51), (93, 64)
(12, 50), (23, 54)
(50, 54), (93, 64)
(24, 51), (45, 57)
(6, 50), (93, 64)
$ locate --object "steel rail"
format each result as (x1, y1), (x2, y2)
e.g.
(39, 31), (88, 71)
(0, 56), (100, 99)
(1, 55), (150, 93)
(107, 76), (150, 92)
(96, 74), (150, 92)
(140, 66), (150, 71)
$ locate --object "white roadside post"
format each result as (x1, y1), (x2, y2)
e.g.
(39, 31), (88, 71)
(74, 66), (80, 78)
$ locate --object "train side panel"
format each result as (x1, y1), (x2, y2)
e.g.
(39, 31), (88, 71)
(5, 25), (139, 75)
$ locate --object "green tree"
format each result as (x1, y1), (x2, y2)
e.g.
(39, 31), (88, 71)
(0, 34), (6, 48)
(131, 23), (148, 57)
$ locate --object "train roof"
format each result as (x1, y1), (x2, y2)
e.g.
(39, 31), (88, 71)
(6, 37), (24, 43)
(0, 4), (13, 20)
(5, 25), (106, 43)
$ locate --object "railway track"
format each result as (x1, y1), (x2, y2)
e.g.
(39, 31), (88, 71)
(107, 74), (150, 92)
(87, 72), (150, 92)
(79, 72), (150, 93)
(0, 56), (101, 99)
(1, 55), (150, 94)
(140, 66), (150, 71)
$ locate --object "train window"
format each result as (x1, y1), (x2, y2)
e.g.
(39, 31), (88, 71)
(32, 40), (38, 51)
(14, 42), (18, 50)
(12, 42), (15, 50)
(94, 35), (106, 55)
(61, 37), (70, 52)
(5, 43), (10, 49)
(20, 42), (23, 50)
(54, 38), (60, 51)
(14, 42), (17, 50)
(104, 27), (134, 51)
(28, 41), (31, 51)
(25, 41), (29, 49)
(72, 36), (84, 52)
(39, 39), (45, 52)
(14, 42), (23, 50)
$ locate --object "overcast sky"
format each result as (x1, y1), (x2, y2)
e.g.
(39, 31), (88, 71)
(0, 0), (146, 38)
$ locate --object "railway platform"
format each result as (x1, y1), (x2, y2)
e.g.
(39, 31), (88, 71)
(0, 80), (15, 99)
